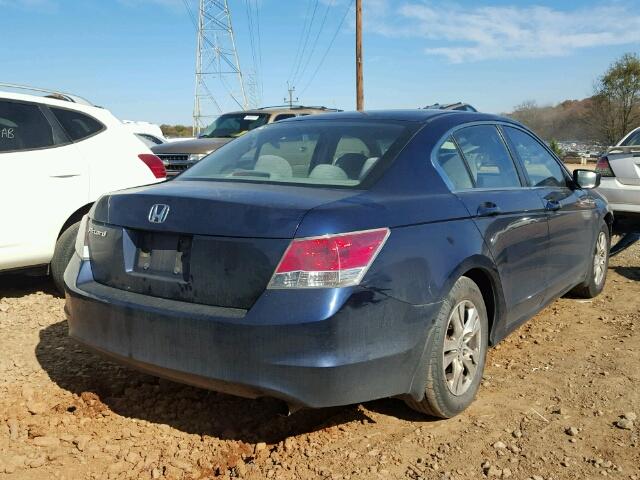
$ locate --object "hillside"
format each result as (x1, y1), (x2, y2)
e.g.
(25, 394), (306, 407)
(505, 98), (598, 142)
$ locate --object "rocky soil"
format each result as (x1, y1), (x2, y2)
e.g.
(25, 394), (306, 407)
(0, 244), (638, 480)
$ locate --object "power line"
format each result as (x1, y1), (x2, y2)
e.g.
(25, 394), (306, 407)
(181, 0), (198, 29)
(254, 0), (264, 100)
(300, 0), (354, 96)
(287, 0), (315, 85)
(294, 0), (334, 88)
(244, 0), (260, 107)
(290, 0), (319, 86)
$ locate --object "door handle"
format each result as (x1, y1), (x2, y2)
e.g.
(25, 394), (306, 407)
(477, 202), (501, 217)
(545, 200), (561, 211)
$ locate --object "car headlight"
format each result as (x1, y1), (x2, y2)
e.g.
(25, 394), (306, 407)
(188, 153), (206, 162)
(75, 215), (90, 260)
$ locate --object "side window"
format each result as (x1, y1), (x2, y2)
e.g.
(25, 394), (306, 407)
(453, 125), (521, 189)
(50, 107), (103, 141)
(0, 100), (54, 152)
(504, 127), (567, 188)
(435, 137), (473, 190)
(273, 114), (296, 122)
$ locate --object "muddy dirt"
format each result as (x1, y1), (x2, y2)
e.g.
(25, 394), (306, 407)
(0, 244), (639, 480)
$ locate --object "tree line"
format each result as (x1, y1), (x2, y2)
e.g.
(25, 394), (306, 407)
(509, 53), (640, 145)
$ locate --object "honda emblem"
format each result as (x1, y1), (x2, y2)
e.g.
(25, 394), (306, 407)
(148, 204), (170, 224)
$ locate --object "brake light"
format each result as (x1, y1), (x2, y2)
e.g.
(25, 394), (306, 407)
(138, 154), (166, 179)
(595, 156), (614, 177)
(268, 228), (390, 289)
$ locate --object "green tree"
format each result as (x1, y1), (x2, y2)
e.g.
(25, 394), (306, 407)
(549, 139), (563, 157)
(588, 53), (640, 144)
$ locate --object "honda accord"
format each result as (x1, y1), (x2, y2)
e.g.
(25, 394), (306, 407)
(64, 110), (611, 417)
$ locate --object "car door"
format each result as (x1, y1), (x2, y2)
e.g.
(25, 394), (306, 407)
(502, 126), (597, 300)
(0, 99), (88, 270)
(435, 124), (550, 327)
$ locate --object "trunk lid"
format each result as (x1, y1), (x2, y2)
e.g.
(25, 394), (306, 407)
(88, 180), (358, 309)
(606, 146), (640, 186)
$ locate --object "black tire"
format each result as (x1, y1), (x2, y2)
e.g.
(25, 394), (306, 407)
(405, 276), (489, 418)
(51, 221), (80, 295)
(571, 221), (610, 299)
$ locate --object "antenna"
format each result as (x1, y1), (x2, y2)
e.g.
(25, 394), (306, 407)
(192, 0), (248, 136)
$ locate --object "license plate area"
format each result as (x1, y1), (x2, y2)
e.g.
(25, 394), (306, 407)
(133, 231), (192, 281)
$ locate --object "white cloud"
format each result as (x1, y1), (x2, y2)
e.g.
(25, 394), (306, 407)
(365, 1), (640, 63)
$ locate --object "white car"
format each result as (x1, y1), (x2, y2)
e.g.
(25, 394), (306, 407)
(122, 120), (167, 147)
(596, 127), (640, 233)
(0, 84), (166, 291)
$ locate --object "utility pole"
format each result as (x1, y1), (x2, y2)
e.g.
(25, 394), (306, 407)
(356, 0), (364, 111)
(285, 83), (299, 108)
(193, 0), (248, 136)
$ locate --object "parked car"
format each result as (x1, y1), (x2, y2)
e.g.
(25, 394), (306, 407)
(65, 110), (611, 418)
(0, 84), (166, 291)
(424, 102), (478, 112)
(122, 120), (167, 148)
(151, 105), (339, 176)
(596, 127), (640, 233)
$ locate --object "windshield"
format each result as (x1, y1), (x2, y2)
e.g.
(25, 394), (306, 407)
(180, 120), (411, 187)
(200, 113), (270, 138)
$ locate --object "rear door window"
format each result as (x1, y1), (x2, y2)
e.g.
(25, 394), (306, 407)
(453, 125), (521, 189)
(0, 100), (55, 152)
(503, 126), (567, 188)
(435, 137), (473, 190)
(50, 107), (104, 141)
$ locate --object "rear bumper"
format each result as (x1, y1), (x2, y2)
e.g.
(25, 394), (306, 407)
(64, 255), (440, 408)
(597, 179), (640, 213)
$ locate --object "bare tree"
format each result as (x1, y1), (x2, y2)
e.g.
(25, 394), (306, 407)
(588, 53), (640, 144)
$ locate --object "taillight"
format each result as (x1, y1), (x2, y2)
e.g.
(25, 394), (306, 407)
(138, 154), (166, 179)
(268, 228), (390, 289)
(75, 215), (90, 260)
(595, 156), (614, 177)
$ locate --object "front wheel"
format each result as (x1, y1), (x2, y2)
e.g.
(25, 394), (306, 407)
(405, 276), (488, 418)
(571, 222), (609, 299)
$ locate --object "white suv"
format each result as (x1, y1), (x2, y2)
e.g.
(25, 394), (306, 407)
(0, 84), (166, 291)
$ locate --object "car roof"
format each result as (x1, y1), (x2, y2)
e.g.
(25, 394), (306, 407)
(283, 109), (511, 125)
(222, 106), (339, 116)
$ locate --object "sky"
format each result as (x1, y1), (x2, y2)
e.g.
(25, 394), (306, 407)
(1, 0), (639, 125)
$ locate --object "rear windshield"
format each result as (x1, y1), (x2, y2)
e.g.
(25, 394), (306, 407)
(621, 129), (640, 146)
(180, 120), (411, 187)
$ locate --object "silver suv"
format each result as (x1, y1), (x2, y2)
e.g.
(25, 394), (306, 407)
(153, 106), (339, 176)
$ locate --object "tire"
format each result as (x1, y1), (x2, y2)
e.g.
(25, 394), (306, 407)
(571, 221), (610, 299)
(51, 221), (80, 295)
(405, 276), (489, 418)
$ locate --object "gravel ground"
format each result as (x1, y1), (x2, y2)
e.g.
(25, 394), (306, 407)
(0, 243), (639, 480)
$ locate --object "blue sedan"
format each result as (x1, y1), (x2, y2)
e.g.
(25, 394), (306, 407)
(64, 110), (611, 417)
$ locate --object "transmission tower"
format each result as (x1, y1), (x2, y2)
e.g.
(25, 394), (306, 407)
(193, 0), (248, 135)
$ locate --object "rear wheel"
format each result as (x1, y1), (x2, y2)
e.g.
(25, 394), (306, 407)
(405, 276), (488, 418)
(51, 222), (80, 294)
(571, 222), (609, 298)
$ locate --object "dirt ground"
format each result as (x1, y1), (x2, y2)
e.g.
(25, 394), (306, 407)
(0, 244), (638, 480)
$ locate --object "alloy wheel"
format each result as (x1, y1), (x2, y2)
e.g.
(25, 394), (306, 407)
(593, 231), (607, 286)
(443, 300), (482, 396)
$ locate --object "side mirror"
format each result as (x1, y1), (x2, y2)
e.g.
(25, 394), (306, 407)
(573, 169), (600, 189)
